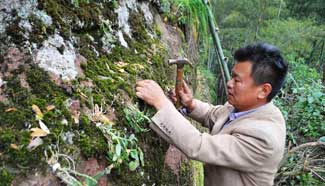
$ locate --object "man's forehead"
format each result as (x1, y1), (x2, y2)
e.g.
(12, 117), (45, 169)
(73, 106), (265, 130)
(232, 61), (252, 76)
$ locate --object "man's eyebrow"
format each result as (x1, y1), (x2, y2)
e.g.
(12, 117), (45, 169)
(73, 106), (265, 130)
(231, 71), (239, 77)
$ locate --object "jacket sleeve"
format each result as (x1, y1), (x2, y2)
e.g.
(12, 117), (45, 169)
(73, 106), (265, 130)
(187, 99), (225, 129)
(151, 102), (274, 172)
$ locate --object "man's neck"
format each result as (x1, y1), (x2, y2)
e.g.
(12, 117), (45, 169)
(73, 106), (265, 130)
(235, 101), (269, 112)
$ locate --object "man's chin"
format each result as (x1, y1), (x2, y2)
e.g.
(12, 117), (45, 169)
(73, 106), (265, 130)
(227, 97), (233, 105)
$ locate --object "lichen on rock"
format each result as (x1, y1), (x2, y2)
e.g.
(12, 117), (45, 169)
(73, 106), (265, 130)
(35, 34), (79, 81)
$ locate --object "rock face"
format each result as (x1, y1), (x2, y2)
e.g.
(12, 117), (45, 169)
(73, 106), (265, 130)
(35, 34), (78, 81)
(0, 0), (193, 185)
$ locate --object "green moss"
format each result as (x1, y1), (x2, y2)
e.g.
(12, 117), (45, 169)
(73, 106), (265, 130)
(27, 14), (52, 45)
(129, 12), (151, 42)
(0, 65), (76, 172)
(5, 18), (24, 45)
(153, 23), (162, 38)
(0, 103), (33, 129)
(26, 66), (66, 98)
(190, 160), (204, 186)
(39, 0), (116, 38)
(0, 128), (44, 168)
(4, 76), (30, 106)
(76, 115), (108, 158)
(0, 167), (14, 186)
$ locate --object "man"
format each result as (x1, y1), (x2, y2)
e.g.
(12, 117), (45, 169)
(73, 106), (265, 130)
(135, 43), (288, 186)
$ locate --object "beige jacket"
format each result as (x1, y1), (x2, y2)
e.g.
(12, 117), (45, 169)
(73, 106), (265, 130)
(151, 99), (286, 186)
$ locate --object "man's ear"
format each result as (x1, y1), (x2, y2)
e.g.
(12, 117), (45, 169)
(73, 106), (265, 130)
(258, 83), (272, 100)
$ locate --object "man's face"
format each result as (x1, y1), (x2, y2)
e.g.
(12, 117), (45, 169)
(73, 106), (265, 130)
(227, 61), (264, 111)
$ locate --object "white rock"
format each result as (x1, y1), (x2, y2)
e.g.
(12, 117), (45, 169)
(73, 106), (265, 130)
(35, 34), (78, 81)
(19, 20), (33, 32)
(0, 77), (4, 87)
(117, 30), (128, 48)
(34, 10), (53, 26)
(61, 131), (75, 145)
(140, 2), (153, 24)
(115, 2), (132, 38)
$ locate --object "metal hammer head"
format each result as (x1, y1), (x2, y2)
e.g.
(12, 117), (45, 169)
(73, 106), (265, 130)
(168, 57), (192, 68)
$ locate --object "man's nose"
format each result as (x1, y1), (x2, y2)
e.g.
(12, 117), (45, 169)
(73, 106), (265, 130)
(227, 79), (233, 89)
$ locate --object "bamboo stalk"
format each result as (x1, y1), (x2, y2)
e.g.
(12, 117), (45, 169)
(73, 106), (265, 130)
(203, 0), (230, 83)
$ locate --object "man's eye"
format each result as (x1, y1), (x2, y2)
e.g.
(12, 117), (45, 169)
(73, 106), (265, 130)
(235, 79), (240, 82)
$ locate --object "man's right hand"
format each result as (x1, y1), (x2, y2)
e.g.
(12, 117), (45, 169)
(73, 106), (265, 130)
(169, 80), (196, 112)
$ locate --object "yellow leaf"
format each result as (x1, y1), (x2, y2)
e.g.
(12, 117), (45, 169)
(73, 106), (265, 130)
(30, 128), (48, 137)
(100, 115), (114, 125)
(5, 108), (17, 112)
(115, 61), (128, 68)
(10, 144), (19, 150)
(32, 104), (43, 120)
(118, 68), (125, 73)
(46, 105), (55, 111)
(72, 112), (80, 124)
(80, 92), (88, 99)
(132, 64), (145, 70)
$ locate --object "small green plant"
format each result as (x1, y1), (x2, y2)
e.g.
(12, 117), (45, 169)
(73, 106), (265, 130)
(71, 0), (90, 7)
(123, 105), (151, 133)
(97, 123), (144, 171)
(45, 144), (109, 186)
(160, 0), (171, 13)
(0, 167), (14, 186)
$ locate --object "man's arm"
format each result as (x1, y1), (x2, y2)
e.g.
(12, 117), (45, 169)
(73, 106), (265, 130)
(152, 103), (274, 172)
(171, 81), (225, 129)
(187, 99), (225, 129)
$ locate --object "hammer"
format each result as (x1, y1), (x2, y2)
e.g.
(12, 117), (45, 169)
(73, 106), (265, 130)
(168, 57), (192, 108)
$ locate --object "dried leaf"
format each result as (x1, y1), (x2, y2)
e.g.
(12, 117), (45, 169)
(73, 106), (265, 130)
(92, 104), (114, 125)
(10, 143), (19, 150)
(32, 104), (43, 120)
(46, 105), (55, 111)
(100, 115), (114, 125)
(30, 128), (48, 137)
(80, 92), (88, 99)
(27, 137), (43, 151)
(39, 120), (50, 134)
(72, 112), (80, 124)
(5, 108), (17, 112)
(115, 61), (128, 68)
(132, 64), (145, 70)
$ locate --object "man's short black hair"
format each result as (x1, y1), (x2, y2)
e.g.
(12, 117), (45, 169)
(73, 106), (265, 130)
(234, 43), (288, 101)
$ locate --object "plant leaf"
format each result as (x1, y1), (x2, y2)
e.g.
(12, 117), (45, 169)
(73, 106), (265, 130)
(115, 144), (122, 157)
(10, 143), (19, 150)
(27, 137), (44, 151)
(46, 105), (55, 111)
(30, 127), (48, 137)
(39, 120), (50, 134)
(130, 150), (138, 160)
(32, 104), (43, 120)
(139, 148), (144, 166)
(128, 160), (139, 171)
(5, 107), (17, 112)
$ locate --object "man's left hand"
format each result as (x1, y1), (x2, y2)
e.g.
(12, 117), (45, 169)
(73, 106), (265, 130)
(136, 80), (171, 110)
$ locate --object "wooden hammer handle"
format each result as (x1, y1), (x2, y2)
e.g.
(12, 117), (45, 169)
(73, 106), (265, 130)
(175, 68), (183, 108)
